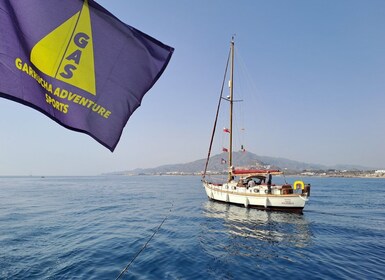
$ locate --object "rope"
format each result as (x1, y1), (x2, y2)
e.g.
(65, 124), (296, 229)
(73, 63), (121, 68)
(115, 206), (172, 280)
(202, 47), (231, 180)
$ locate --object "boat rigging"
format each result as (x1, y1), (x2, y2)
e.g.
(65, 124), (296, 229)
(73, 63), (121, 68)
(202, 37), (311, 213)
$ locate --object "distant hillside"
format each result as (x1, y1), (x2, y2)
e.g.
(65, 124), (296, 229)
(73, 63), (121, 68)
(109, 151), (373, 175)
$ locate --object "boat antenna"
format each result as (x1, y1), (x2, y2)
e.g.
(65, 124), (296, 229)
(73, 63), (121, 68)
(202, 47), (231, 180)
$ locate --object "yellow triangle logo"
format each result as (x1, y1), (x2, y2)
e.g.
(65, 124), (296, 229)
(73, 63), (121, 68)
(30, 0), (96, 95)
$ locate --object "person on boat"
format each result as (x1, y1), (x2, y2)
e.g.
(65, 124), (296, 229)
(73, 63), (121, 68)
(247, 179), (256, 188)
(237, 179), (246, 187)
(267, 171), (272, 194)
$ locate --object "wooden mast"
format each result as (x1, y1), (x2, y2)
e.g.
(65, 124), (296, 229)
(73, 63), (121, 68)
(228, 37), (234, 182)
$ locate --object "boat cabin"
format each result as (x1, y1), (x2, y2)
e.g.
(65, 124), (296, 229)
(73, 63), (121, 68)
(237, 175), (266, 187)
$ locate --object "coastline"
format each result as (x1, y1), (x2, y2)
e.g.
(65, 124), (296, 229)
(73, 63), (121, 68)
(117, 170), (385, 179)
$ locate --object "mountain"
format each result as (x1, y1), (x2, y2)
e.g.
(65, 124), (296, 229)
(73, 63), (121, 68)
(110, 151), (373, 175)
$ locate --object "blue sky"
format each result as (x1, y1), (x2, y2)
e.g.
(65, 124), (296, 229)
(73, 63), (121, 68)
(1, 0), (385, 175)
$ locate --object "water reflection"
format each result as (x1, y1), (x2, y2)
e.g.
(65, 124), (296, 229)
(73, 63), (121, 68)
(202, 201), (312, 249)
(199, 201), (312, 279)
(199, 201), (314, 278)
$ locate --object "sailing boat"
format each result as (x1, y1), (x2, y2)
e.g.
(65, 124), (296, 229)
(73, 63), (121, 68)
(202, 37), (311, 213)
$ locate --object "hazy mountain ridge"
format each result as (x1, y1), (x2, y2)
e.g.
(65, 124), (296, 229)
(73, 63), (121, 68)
(109, 151), (374, 175)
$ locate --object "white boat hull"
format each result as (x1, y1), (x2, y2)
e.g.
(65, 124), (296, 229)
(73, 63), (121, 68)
(203, 181), (308, 213)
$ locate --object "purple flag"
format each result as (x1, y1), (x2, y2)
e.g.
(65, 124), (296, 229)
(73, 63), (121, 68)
(0, 0), (174, 151)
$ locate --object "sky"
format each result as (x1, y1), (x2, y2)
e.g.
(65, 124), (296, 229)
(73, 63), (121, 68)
(1, 0), (385, 175)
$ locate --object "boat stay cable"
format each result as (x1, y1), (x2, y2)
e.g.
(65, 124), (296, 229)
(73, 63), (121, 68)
(202, 48), (231, 180)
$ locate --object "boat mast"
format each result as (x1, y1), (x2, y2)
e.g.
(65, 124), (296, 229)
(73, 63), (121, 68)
(228, 37), (235, 182)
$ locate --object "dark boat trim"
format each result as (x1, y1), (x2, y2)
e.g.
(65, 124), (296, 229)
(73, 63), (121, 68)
(208, 197), (304, 214)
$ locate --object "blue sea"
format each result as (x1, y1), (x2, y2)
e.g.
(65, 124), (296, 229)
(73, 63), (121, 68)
(0, 176), (384, 279)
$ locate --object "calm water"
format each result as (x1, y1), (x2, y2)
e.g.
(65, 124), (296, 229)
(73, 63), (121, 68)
(0, 176), (384, 279)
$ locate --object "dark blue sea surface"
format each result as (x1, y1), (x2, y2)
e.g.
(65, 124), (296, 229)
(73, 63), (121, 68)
(0, 176), (384, 279)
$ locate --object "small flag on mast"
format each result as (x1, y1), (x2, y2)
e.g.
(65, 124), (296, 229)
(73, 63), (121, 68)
(222, 147), (228, 152)
(223, 128), (231, 133)
(0, 0), (174, 151)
